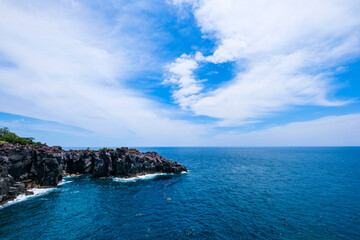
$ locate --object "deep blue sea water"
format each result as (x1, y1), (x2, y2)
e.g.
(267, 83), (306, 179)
(0, 147), (359, 240)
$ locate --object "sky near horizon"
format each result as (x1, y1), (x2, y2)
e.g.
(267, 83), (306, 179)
(0, 0), (360, 147)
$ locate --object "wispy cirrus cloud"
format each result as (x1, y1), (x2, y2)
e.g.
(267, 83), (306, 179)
(0, 0), (207, 146)
(168, 0), (360, 126)
(1, 0), (360, 146)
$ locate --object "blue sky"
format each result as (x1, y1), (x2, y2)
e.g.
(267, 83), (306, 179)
(0, 0), (360, 147)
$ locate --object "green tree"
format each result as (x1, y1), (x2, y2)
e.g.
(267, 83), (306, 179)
(0, 127), (41, 145)
(0, 127), (10, 139)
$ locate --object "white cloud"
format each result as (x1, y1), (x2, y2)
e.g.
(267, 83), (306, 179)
(0, 0), (207, 146)
(1, 0), (359, 147)
(208, 114), (360, 146)
(169, 0), (360, 126)
(164, 53), (204, 109)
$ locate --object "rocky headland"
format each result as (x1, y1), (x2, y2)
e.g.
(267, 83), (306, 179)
(0, 143), (187, 205)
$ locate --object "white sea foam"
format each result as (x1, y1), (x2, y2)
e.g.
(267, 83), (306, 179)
(113, 171), (187, 182)
(0, 187), (56, 209)
(1, 172), (187, 208)
(0, 178), (74, 209)
(57, 179), (73, 186)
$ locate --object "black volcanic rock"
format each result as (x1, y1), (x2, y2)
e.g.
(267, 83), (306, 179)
(0, 152), (13, 203)
(93, 150), (113, 177)
(0, 143), (187, 205)
(31, 147), (63, 186)
(63, 151), (94, 174)
(63, 147), (187, 178)
(110, 148), (186, 177)
(6, 146), (33, 181)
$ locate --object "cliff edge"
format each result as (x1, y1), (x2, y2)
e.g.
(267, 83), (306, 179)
(0, 143), (187, 205)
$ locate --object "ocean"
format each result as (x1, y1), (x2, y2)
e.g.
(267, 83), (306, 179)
(0, 147), (359, 240)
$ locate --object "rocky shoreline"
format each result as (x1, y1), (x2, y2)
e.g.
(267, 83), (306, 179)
(0, 143), (187, 205)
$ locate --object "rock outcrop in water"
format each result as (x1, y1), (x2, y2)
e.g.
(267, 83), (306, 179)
(0, 143), (187, 205)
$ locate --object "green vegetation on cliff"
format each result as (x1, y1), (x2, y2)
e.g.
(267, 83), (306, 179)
(0, 127), (41, 145)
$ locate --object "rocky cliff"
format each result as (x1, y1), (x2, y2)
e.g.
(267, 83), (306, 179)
(0, 143), (187, 205)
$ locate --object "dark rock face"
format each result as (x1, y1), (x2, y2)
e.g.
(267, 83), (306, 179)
(63, 147), (187, 178)
(31, 149), (63, 186)
(111, 148), (186, 177)
(0, 153), (13, 203)
(0, 143), (187, 205)
(0, 143), (64, 204)
(63, 151), (94, 174)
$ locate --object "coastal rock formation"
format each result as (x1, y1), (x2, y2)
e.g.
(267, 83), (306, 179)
(0, 143), (187, 205)
(0, 143), (63, 204)
(64, 148), (186, 178)
(0, 152), (12, 203)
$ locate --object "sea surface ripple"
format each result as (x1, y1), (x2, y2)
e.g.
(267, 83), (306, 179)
(0, 147), (359, 240)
